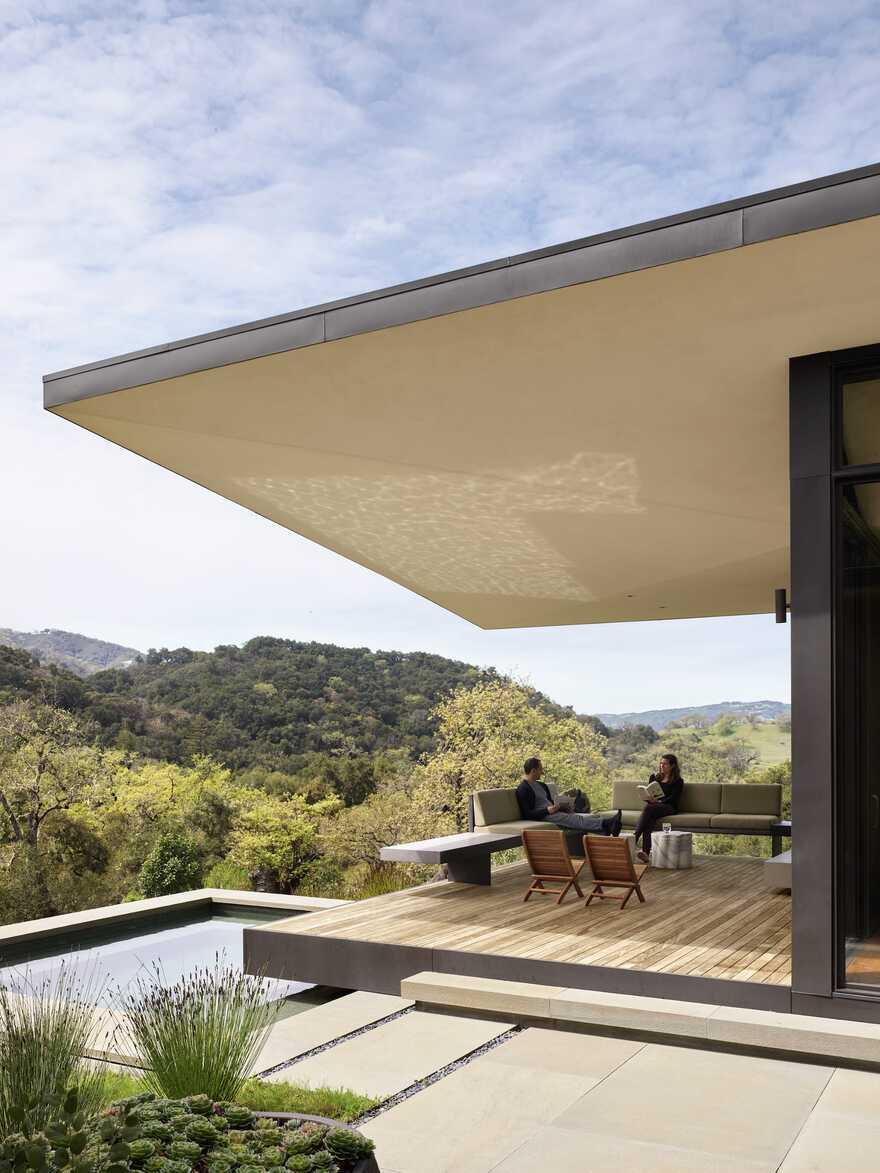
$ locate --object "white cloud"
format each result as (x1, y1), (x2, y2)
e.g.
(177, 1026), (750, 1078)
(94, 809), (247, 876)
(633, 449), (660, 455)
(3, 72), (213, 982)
(3, 0), (872, 709)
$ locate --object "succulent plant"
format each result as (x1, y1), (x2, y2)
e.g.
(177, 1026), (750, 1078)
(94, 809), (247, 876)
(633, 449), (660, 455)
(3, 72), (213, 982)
(259, 1145), (286, 1167)
(141, 1122), (174, 1143)
(206, 1159), (237, 1173)
(285, 1158), (312, 1173)
(185, 1117), (219, 1147)
(307, 1154), (338, 1172)
(223, 1106), (254, 1130)
(184, 1095), (213, 1117)
(286, 1123), (327, 1156)
(161, 1160), (193, 1173)
(323, 1129), (375, 1162)
(238, 1164), (265, 1173)
(254, 1126), (283, 1145)
(128, 1138), (158, 1163)
(169, 1140), (203, 1162)
(160, 1102), (189, 1118)
(205, 1159), (237, 1173)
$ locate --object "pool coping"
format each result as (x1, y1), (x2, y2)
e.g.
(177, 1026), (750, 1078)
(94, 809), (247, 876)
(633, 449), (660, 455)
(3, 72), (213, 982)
(0, 888), (348, 951)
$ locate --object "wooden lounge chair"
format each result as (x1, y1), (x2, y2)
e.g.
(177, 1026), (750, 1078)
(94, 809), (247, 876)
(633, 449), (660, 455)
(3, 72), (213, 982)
(582, 835), (648, 909)
(521, 829), (586, 904)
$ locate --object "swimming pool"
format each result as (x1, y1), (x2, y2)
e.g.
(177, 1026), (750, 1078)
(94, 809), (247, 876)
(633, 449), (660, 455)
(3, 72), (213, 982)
(0, 900), (338, 1012)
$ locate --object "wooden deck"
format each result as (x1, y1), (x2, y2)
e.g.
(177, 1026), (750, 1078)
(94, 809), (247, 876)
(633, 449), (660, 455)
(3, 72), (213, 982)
(264, 855), (791, 987)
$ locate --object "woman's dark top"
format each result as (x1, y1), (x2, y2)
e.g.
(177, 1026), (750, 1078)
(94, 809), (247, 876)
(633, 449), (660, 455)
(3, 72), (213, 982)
(649, 773), (684, 812)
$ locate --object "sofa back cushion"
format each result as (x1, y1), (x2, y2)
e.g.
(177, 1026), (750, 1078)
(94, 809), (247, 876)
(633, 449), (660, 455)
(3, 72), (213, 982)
(612, 780), (642, 810)
(679, 782), (722, 815)
(613, 780), (722, 814)
(721, 783), (782, 817)
(473, 789), (520, 827)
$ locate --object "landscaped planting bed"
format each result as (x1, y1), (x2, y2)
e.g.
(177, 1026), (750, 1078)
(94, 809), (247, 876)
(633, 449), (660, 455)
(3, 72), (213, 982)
(0, 1090), (378, 1173)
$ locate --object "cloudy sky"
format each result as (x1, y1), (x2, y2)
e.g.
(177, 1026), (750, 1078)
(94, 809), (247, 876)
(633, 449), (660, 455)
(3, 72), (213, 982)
(4, 0), (880, 714)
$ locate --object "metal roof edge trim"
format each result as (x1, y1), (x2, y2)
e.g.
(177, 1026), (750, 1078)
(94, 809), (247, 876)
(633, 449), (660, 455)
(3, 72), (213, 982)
(43, 160), (880, 409)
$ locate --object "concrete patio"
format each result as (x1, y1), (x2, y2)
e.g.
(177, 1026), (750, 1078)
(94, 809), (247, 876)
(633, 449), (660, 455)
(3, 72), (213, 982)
(363, 1027), (880, 1173)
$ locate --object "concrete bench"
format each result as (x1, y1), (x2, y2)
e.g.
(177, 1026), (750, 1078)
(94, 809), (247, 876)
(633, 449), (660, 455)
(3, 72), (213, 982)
(380, 831), (522, 885)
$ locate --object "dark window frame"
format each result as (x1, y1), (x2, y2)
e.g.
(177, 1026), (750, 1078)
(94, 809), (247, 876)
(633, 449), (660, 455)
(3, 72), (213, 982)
(790, 340), (880, 1009)
(832, 349), (880, 993)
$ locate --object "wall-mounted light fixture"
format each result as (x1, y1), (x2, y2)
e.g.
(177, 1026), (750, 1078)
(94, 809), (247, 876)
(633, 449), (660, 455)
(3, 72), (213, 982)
(775, 588), (790, 624)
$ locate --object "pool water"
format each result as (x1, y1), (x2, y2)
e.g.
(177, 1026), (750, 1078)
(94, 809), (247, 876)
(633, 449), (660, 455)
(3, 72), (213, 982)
(0, 915), (312, 1009)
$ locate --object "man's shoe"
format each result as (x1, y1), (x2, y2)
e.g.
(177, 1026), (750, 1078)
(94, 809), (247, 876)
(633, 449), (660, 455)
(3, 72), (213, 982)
(610, 809), (623, 837)
(637, 849), (650, 864)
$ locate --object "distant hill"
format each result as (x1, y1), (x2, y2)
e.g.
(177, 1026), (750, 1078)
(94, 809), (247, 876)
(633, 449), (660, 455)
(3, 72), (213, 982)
(0, 627), (141, 678)
(1, 635), (557, 770)
(596, 700), (790, 730)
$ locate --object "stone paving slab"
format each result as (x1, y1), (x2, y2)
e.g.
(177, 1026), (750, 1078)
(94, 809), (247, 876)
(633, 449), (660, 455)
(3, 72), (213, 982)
(361, 1027), (642, 1173)
(550, 1042), (832, 1170)
(493, 1127), (770, 1172)
(779, 1068), (880, 1171)
(272, 1008), (509, 1099)
(251, 991), (411, 1074)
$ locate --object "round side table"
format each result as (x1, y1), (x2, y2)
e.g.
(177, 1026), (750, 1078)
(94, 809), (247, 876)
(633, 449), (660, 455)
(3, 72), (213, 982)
(652, 830), (693, 869)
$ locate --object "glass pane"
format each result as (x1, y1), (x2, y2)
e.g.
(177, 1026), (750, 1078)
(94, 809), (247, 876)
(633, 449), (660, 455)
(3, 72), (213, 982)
(842, 378), (880, 466)
(839, 481), (880, 987)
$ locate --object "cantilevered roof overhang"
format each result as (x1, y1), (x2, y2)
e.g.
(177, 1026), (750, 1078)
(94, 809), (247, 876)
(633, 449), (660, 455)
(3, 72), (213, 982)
(44, 164), (880, 629)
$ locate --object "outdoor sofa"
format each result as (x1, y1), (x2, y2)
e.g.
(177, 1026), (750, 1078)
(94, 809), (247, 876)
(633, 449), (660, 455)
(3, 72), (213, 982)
(469, 780), (790, 855)
(467, 782), (590, 856)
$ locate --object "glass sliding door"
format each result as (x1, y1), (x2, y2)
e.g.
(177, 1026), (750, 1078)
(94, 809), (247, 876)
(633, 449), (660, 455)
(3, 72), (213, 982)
(838, 479), (880, 987)
(837, 366), (880, 990)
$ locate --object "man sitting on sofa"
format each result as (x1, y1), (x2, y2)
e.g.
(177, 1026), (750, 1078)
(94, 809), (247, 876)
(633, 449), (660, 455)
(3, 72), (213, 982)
(516, 757), (622, 837)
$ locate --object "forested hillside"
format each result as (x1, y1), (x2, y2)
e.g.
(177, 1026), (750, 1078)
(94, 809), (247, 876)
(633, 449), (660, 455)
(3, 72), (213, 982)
(0, 633), (790, 928)
(0, 637), (554, 768)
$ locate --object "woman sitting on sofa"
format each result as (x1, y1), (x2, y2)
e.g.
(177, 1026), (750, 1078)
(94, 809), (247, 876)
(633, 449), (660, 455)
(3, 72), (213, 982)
(634, 752), (684, 862)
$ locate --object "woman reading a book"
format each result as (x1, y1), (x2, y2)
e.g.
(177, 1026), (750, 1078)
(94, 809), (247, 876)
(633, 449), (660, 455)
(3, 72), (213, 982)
(634, 753), (684, 863)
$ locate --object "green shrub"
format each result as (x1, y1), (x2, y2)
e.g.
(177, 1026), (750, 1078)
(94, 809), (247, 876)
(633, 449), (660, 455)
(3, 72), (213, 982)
(114, 962), (279, 1103)
(137, 833), (203, 899)
(203, 859), (251, 891)
(0, 965), (106, 1134)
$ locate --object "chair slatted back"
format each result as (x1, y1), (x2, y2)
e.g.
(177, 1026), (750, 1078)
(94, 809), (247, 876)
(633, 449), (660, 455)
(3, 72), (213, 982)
(584, 835), (636, 884)
(522, 829), (575, 877)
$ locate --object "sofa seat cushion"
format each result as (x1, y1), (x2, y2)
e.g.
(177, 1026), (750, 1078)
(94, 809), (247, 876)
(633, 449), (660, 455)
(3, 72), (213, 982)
(721, 783), (782, 817)
(663, 813), (715, 828)
(480, 819), (545, 835)
(710, 814), (780, 830)
(595, 809), (641, 828)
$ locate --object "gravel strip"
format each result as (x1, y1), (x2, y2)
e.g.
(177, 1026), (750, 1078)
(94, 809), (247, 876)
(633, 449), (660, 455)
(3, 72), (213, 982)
(352, 1024), (523, 1126)
(255, 1004), (416, 1078)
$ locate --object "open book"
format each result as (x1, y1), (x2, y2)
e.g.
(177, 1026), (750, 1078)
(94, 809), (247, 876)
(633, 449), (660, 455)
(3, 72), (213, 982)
(638, 780), (664, 802)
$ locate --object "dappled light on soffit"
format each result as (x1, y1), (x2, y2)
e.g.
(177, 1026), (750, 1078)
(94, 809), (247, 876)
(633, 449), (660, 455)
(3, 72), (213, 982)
(48, 211), (880, 628)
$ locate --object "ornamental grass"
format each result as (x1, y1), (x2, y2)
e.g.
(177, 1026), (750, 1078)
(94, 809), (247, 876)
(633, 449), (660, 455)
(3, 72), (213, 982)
(115, 958), (280, 1102)
(0, 961), (106, 1133)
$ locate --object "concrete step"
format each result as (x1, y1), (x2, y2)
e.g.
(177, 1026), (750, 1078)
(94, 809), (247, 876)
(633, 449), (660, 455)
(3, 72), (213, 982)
(400, 971), (880, 1066)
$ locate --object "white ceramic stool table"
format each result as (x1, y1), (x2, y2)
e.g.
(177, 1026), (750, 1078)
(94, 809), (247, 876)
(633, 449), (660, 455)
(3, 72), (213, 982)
(652, 829), (693, 869)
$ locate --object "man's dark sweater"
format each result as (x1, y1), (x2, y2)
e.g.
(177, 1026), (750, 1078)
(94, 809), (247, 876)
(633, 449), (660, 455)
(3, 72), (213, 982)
(516, 778), (554, 820)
